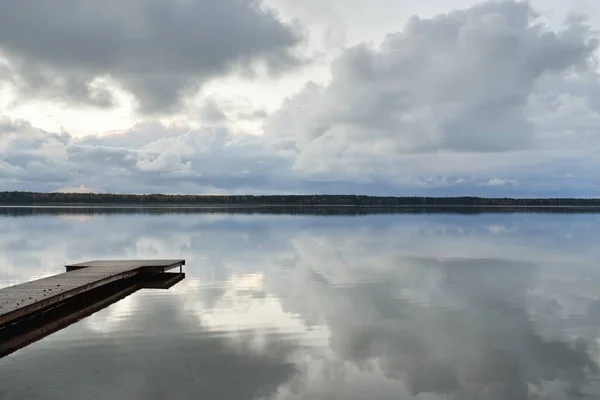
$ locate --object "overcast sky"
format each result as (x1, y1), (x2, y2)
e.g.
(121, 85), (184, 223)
(1, 0), (599, 196)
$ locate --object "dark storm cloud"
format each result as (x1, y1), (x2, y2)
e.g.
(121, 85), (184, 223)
(0, 0), (303, 113)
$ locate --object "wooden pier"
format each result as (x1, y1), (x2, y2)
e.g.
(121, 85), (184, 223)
(0, 259), (185, 329)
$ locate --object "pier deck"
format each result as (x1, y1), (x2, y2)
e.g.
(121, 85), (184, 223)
(0, 259), (185, 328)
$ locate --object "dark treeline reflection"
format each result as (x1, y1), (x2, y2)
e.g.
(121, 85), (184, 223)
(2, 211), (600, 399)
(2, 206), (600, 218)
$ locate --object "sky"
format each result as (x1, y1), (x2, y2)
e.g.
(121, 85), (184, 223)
(1, 0), (600, 196)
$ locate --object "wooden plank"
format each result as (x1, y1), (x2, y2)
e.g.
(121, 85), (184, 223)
(0, 259), (185, 327)
(143, 273), (186, 289)
(65, 259), (185, 271)
(0, 281), (143, 358)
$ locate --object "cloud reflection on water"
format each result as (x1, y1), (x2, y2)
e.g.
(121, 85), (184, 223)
(1, 210), (600, 399)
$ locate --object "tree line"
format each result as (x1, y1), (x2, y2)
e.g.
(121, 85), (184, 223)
(2, 206), (600, 219)
(0, 191), (599, 207)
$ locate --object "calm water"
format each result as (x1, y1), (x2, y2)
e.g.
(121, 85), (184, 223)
(2, 209), (600, 399)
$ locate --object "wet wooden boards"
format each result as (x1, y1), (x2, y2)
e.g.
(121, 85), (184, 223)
(0, 259), (185, 327)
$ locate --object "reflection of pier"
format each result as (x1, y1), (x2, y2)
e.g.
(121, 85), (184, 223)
(0, 259), (185, 357)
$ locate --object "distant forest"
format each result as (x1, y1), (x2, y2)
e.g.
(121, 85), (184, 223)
(0, 191), (599, 207)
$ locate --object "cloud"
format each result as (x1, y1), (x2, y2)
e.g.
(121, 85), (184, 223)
(264, 0), (598, 168)
(0, 117), (299, 194)
(485, 178), (516, 187)
(1, 1), (600, 196)
(2, 114), (600, 195)
(0, 0), (303, 114)
(199, 96), (229, 124)
(56, 184), (102, 194)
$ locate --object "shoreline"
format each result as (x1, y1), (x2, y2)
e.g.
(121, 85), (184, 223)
(1, 204), (600, 216)
(2, 192), (600, 210)
(2, 203), (600, 208)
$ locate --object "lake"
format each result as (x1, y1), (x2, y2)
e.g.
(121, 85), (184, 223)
(1, 208), (600, 399)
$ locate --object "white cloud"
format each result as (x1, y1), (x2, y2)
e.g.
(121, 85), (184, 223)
(56, 184), (102, 193)
(486, 178), (516, 187)
(136, 152), (192, 174)
(266, 1), (596, 158)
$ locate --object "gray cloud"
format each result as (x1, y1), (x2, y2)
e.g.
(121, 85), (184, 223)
(265, 0), (597, 168)
(1, 1), (600, 195)
(199, 96), (229, 123)
(2, 115), (600, 195)
(0, 117), (299, 193)
(196, 95), (270, 124)
(0, 0), (303, 113)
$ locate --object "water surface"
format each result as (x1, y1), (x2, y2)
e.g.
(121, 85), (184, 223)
(1, 209), (600, 399)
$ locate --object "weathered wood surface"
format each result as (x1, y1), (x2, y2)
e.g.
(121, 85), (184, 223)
(65, 259), (185, 271)
(0, 259), (185, 327)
